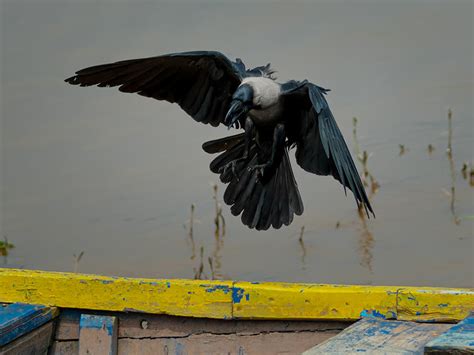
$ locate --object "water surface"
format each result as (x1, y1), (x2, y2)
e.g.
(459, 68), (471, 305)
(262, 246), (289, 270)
(1, 0), (473, 287)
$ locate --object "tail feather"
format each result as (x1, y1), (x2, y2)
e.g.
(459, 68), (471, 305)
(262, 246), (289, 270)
(202, 133), (245, 154)
(271, 168), (285, 229)
(284, 149), (304, 216)
(275, 160), (290, 228)
(256, 171), (277, 230)
(242, 182), (264, 228)
(205, 135), (304, 230)
(229, 158), (259, 216)
(224, 150), (258, 205)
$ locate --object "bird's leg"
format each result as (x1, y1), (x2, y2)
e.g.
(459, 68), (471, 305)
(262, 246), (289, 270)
(219, 117), (255, 179)
(248, 123), (286, 177)
(241, 116), (255, 160)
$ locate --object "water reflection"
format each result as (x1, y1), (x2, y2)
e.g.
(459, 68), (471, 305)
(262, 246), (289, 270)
(352, 117), (378, 272)
(298, 226), (307, 270)
(211, 184), (225, 279)
(446, 109), (461, 225)
(428, 144), (435, 156)
(357, 208), (375, 273)
(399, 144), (408, 157)
(186, 185), (226, 280)
(193, 246), (205, 280)
(353, 118), (380, 195)
(0, 236), (15, 265)
(73, 251), (84, 273)
(185, 204), (197, 261)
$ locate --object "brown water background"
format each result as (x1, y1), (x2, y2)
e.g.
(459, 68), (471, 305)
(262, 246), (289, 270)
(1, 0), (473, 287)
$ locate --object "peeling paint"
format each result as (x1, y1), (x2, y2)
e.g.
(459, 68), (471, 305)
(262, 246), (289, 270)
(0, 268), (472, 322)
(80, 314), (115, 336)
(360, 310), (386, 319)
(387, 311), (397, 319)
(175, 341), (184, 355)
(202, 285), (231, 294)
(232, 287), (245, 304)
(123, 308), (147, 313)
(138, 281), (159, 286)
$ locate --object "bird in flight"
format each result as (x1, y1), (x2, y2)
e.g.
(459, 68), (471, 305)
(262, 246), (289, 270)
(66, 51), (374, 230)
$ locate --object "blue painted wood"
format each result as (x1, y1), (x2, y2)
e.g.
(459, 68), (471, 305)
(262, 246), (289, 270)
(79, 314), (117, 355)
(0, 303), (57, 346)
(303, 318), (452, 354)
(424, 312), (474, 353)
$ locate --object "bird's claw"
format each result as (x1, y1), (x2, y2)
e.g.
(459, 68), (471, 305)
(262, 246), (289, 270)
(219, 160), (240, 180)
(248, 163), (269, 177)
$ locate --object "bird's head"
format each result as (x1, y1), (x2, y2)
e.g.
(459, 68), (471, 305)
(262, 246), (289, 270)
(225, 84), (254, 129)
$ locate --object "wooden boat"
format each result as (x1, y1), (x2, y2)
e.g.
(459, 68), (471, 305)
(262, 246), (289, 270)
(0, 268), (472, 354)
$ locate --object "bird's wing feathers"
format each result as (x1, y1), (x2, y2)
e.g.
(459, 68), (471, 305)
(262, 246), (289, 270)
(283, 82), (374, 217)
(233, 58), (276, 79)
(66, 51), (244, 127)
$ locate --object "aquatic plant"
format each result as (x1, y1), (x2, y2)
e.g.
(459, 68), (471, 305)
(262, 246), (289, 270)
(73, 251), (84, 273)
(398, 144), (408, 156)
(0, 236), (15, 264)
(187, 204), (196, 260)
(352, 117), (376, 273)
(211, 184), (225, 279)
(193, 246), (206, 280)
(298, 226), (307, 269)
(428, 144), (435, 155)
(461, 162), (474, 187)
(445, 109), (461, 225)
(352, 117), (380, 196)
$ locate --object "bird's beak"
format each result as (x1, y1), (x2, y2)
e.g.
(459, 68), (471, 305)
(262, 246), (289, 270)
(225, 100), (249, 129)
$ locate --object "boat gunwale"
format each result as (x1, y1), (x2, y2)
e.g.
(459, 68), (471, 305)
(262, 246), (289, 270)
(0, 268), (472, 322)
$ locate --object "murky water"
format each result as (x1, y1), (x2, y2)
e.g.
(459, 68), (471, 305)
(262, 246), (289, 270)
(1, 1), (473, 287)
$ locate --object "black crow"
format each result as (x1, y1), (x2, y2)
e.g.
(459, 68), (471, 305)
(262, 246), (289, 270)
(66, 51), (374, 230)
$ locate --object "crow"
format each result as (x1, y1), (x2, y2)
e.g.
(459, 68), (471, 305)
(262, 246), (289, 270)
(65, 51), (374, 230)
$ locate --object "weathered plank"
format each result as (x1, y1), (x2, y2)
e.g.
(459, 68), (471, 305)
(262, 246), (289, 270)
(54, 309), (349, 341)
(0, 268), (472, 321)
(118, 330), (336, 355)
(49, 340), (79, 355)
(303, 318), (452, 354)
(397, 288), (474, 322)
(233, 282), (398, 320)
(79, 315), (117, 355)
(0, 268), (233, 319)
(233, 281), (474, 321)
(49, 331), (338, 355)
(0, 303), (58, 346)
(424, 313), (474, 353)
(0, 321), (53, 355)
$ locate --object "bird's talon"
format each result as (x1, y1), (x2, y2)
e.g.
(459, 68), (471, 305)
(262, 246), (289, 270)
(248, 164), (269, 177)
(220, 160), (242, 180)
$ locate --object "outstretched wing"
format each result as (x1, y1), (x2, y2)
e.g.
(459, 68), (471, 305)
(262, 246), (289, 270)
(283, 82), (374, 217)
(65, 51), (244, 127)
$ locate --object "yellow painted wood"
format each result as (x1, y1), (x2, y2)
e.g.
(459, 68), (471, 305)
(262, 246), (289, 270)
(0, 269), (233, 319)
(0, 268), (472, 321)
(397, 288), (474, 322)
(232, 282), (398, 320)
(233, 282), (473, 321)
